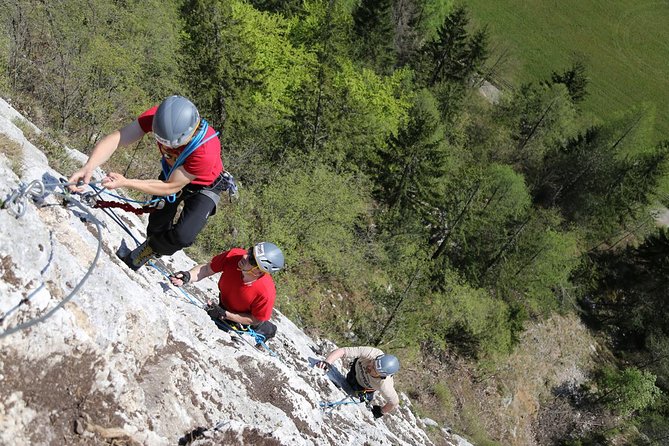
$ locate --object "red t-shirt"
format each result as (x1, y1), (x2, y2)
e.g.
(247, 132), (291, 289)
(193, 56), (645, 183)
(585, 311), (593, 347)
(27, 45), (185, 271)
(137, 106), (223, 186)
(210, 248), (276, 321)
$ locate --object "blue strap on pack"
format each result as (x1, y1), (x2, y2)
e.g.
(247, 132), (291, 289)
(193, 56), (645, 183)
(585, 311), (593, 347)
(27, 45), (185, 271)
(160, 119), (220, 203)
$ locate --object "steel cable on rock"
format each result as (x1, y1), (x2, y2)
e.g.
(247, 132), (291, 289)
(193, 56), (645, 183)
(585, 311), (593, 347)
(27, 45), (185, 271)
(2, 180), (279, 358)
(0, 185), (103, 339)
(0, 230), (54, 327)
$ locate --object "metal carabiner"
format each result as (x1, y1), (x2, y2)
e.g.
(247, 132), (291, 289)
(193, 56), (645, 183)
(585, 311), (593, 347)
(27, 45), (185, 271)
(80, 192), (99, 207)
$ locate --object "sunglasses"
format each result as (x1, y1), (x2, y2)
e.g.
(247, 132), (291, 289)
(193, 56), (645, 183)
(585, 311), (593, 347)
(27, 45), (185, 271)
(246, 248), (258, 267)
(154, 122), (200, 149)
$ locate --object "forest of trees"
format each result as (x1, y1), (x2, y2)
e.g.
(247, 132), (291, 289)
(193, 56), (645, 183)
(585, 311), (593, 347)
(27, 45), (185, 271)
(1, 0), (668, 444)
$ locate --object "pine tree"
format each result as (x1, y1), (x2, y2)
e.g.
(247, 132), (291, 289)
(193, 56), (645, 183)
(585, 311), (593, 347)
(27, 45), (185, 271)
(493, 82), (577, 180)
(372, 89), (447, 214)
(534, 117), (668, 243)
(248, 0), (304, 16)
(419, 5), (489, 86)
(549, 59), (589, 104)
(351, 0), (396, 72)
(180, 0), (244, 128)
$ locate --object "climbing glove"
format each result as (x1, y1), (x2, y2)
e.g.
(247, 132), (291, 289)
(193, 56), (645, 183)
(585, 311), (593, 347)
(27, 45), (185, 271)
(205, 304), (227, 320)
(371, 405), (383, 419)
(315, 360), (331, 371)
(170, 270), (191, 285)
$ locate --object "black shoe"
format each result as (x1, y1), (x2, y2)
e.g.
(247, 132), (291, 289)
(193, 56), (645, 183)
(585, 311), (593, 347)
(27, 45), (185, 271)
(123, 240), (156, 271)
(119, 252), (137, 270)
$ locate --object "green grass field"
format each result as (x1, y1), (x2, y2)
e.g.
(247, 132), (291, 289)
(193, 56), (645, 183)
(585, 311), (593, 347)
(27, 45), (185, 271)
(465, 0), (669, 141)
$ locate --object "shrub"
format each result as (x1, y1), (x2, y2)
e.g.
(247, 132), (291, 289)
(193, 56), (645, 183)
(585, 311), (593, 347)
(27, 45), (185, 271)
(0, 132), (23, 175)
(595, 366), (661, 415)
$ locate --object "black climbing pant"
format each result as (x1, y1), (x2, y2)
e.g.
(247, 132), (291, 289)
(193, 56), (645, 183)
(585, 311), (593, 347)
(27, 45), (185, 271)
(147, 172), (227, 256)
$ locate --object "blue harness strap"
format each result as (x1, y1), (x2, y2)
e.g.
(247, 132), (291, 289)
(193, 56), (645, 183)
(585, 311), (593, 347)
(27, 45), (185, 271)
(160, 119), (220, 203)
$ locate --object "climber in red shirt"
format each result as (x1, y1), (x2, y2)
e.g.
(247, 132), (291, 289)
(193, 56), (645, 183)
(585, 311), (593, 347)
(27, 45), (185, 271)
(68, 95), (232, 270)
(169, 242), (285, 344)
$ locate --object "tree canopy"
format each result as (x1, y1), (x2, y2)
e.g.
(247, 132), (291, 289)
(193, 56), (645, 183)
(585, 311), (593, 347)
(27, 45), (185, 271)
(2, 1), (668, 442)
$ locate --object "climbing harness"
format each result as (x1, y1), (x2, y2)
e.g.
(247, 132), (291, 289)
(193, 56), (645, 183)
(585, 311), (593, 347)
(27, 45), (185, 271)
(0, 179), (103, 339)
(219, 171), (239, 201)
(78, 171), (237, 217)
(214, 318), (279, 358)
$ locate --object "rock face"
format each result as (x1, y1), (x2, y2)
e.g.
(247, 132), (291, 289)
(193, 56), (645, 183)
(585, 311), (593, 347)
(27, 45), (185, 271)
(0, 98), (462, 446)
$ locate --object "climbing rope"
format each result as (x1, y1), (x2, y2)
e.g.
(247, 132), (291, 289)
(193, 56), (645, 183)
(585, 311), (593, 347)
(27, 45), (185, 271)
(84, 183), (163, 213)
(87, 185), (162, 206)
(63, 184), (211, 313)
(319, 395), (362, 415)
(148, 260), (205, 309)
(1, 176), (264, 360)
(144, 262), (281, 358)
(3, 179), (44, 218)
(0, 230), (54, 327)
(1, 177), (199, 336)
(80, 195), (203, 310)
(74, 188), (279, 357)
(0, 283), (44, 327)
(0, 180), (103, 339)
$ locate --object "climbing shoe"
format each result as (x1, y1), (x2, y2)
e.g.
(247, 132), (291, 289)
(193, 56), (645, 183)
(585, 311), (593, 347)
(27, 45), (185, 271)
(122, 240), (156, 271)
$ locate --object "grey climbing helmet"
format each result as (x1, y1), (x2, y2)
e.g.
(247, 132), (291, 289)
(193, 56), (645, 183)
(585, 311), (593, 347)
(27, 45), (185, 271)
(153, 95), (200, 148)
(252, 242), (285, 275)
(374, 354), (400, 377)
